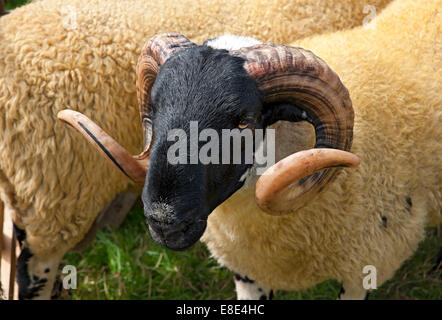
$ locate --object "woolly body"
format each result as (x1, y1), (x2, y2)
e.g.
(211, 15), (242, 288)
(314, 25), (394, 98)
(202, 0), (442, 292)
(0, 0), (391, 259)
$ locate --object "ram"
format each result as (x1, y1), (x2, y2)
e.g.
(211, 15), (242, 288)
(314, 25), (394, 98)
(0, 0), (393, 300)
(67, 0), (441, 299)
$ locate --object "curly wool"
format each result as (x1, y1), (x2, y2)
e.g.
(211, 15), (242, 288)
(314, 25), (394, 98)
(0, 0), (392, 260)
(202, 0), (442, 292)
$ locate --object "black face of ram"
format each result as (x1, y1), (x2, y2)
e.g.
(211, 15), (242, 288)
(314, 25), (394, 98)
(142, 46), (265, 251)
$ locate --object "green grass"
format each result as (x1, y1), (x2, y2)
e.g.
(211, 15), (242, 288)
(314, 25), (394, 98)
(62, 201), (441, 300)
(6, 0), (441, 300)
(63, 203), (237, 300)
(4, 0), (28, 10)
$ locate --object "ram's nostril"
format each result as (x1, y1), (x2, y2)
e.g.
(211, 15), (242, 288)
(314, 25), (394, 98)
(146, 202), (176, 223)
(147, 216), (194, 239)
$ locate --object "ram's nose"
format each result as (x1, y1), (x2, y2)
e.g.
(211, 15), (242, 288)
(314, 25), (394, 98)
(144, 202), (191, 233)
(145, 202), (176, 232)
(144, 202), (208, 251)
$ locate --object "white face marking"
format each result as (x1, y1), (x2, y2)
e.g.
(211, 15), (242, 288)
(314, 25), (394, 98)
(204, 34), (262, 51)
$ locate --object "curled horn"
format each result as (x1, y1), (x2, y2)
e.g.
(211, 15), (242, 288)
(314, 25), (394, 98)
(232, 44), (359, 214)
(57, 33), (196, 183)
(136, 33), (196, 157)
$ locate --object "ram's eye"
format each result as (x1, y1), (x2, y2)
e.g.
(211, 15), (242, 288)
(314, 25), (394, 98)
(238, 114), (256, 129)
(238, 122), (248, 129)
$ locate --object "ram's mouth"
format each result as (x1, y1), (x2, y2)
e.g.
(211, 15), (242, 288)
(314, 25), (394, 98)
(147, 219), (207, 251)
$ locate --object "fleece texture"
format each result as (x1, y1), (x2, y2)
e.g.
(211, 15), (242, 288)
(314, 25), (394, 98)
(202, 0), (442, 292)
(0, 0), (392, 259)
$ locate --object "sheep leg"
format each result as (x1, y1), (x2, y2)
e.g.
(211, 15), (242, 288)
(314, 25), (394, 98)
(338, 283), (368, 300)
(233, 273), (273, 300)
(16, 237), (65, 300)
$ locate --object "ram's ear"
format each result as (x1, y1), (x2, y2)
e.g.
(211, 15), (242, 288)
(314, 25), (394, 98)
(262, 103), (313, 127)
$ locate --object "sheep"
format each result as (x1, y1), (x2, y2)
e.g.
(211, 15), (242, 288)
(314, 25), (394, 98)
(66, 0), (441, 300)
(0, 0), (393, 299)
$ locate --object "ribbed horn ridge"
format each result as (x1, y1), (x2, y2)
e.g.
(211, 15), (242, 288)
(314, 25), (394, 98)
(233, 44), (358, 214)
(136, 33), (196, 157)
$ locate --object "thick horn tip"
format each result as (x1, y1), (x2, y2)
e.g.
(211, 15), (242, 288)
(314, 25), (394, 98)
(345, 153), (360, 168)
(331, 151), (360, 168)
(255, 148), (360, 215)
(57, 109), (80, 124)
